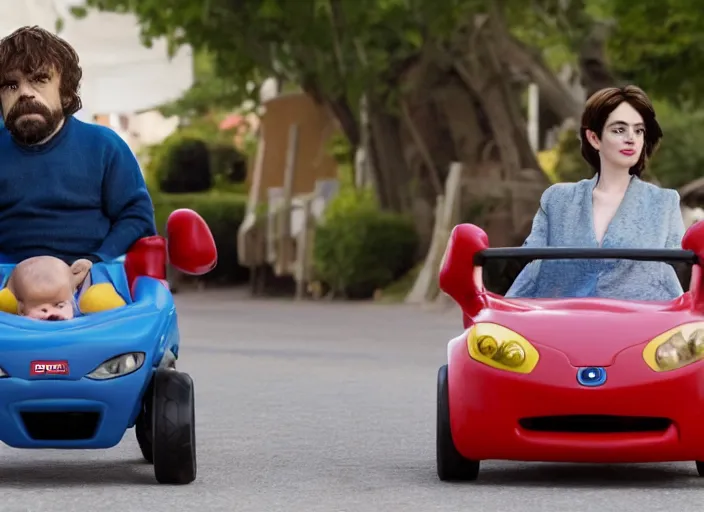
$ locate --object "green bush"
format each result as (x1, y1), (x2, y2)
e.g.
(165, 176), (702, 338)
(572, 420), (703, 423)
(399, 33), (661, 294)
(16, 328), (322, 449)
(152, 191), (249, 284)
(209, 143), (247, 185)
(312, 188), (419, 298)
(143, 117), (249, 194)
(157, 136), (213, 194)
(648, 100), (704, 189)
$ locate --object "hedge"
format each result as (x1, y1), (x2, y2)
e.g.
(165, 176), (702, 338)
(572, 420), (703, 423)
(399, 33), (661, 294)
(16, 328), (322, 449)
(152, 191), (249, 285)
(312, 188), (419, 299)
(142, 122), (248, 195)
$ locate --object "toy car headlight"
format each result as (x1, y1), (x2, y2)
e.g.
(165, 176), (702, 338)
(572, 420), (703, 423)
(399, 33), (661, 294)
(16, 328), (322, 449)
(467, 323), (539, 373)
(643, 323), (704, 372)
(86, 352), (145, 380)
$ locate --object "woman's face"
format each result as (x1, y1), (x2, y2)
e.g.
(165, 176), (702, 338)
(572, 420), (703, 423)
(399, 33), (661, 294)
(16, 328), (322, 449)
(587, 101), (645, 172)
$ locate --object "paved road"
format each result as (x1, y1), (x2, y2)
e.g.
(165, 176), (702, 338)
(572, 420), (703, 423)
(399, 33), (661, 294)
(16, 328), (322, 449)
(2, 291), (704, 512)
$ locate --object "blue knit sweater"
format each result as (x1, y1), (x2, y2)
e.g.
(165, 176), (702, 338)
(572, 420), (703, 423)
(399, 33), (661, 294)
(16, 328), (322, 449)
(505, 175), (685, 301)
(0, 115), (156, 263)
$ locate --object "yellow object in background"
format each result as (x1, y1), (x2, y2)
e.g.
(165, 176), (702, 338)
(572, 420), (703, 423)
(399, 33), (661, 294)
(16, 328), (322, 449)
(537, 149), (559, 183)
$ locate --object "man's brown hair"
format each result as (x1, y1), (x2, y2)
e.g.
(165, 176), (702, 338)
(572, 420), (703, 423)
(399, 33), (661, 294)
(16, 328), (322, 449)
(0, 26), (83, 116)
(580, 85), (663, 177)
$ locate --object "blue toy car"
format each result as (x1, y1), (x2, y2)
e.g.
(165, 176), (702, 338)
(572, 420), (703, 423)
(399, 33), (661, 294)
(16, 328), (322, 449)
(0, 209), (217, 485)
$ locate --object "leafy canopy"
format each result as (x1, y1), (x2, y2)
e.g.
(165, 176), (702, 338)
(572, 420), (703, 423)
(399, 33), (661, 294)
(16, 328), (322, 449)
(591, 0), (704, 106)
(71, 0), (474, 114)
(71, 0), (704, 115)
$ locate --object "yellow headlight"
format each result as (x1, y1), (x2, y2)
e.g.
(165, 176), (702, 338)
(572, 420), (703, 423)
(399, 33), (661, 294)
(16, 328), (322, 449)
(643, 322), (704, 371)
(467, 323), (539, 374)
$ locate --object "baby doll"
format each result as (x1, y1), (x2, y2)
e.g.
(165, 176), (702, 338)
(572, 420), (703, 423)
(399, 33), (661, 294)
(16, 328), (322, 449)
(7, 256), (92, 320)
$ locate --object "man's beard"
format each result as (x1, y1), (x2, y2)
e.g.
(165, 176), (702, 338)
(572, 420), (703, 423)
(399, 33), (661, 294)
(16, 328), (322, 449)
(4, 99), (64, 146)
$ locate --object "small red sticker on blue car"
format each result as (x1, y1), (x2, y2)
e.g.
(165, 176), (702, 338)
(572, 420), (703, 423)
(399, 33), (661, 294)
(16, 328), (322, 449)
(30, 361), (69, 376)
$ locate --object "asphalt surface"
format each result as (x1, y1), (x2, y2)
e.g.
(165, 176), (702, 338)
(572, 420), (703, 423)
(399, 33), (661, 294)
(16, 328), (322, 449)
(2, 290), (704, 512)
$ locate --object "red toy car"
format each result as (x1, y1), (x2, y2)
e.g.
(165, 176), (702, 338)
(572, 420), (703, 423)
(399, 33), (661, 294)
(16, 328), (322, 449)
(436, 221), (704, 481)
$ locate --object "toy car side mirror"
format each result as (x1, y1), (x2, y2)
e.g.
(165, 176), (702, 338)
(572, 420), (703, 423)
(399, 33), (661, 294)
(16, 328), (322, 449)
(682, 220), (704, 312)
(438, 223), (489, 316)
(166, 209), (218, 275)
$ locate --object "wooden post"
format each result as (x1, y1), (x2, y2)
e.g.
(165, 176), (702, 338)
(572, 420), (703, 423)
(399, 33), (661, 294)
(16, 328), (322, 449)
(405, 162), (463, 304)
(527, 83), (540, 152)
(294, 196), (314, 299)
(266, 187), (282, 265)
(246, 125), (267, 216)
(275, 124), (299, 275)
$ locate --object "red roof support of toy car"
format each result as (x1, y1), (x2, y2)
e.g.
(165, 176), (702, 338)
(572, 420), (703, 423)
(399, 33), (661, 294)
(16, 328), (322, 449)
(124, 208), (218, 296)
(683, 221), (704, 313)
(438, 223), (489, 317)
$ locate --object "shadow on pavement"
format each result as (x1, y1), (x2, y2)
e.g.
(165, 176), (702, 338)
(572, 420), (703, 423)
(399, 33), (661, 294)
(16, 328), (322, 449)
(440, 462), (701, 489)
(0, 458), (156, 487)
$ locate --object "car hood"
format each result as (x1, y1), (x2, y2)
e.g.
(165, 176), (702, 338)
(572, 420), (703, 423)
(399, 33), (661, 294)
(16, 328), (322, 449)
(0, 304), (175, 380)
(474, 300), (702, 367)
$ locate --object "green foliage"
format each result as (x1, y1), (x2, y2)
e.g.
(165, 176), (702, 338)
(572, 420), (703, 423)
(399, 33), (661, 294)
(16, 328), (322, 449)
(152, 191), (249, 284)
(73, 0), (704, 132)
(506, 0), (594, 70)
(312, 187), (419, 298)
(154, 135), (212, 194)
(648, 101), (704, 189)
(143, 117), (247, 194)
(599, 0), (704, 106)
(73, 0), (486, 123)
(157, 49), (247, 119)
(209, 143), (248, 187)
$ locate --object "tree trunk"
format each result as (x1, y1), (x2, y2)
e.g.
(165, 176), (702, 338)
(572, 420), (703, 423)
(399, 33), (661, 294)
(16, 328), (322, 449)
(366, 105), (414, 214)
(578, 22), (621, 97)
(317, 8), (582, 259)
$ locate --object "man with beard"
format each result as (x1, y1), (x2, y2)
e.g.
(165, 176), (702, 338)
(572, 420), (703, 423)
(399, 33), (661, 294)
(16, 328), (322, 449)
(0, 26), (156, 263)
(0, 26), (157, 311)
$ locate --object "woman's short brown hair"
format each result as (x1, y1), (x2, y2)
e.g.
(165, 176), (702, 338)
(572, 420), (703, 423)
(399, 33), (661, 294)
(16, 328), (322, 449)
(580, 85), (663, 177)
(0, 26), (83, 117)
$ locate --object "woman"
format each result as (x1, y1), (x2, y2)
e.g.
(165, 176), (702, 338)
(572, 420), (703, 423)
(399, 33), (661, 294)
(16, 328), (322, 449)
(506, 85), (685, 301)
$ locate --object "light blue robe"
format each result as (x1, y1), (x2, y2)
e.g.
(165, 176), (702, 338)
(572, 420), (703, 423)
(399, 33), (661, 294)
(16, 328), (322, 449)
(506, 174), (686, 301)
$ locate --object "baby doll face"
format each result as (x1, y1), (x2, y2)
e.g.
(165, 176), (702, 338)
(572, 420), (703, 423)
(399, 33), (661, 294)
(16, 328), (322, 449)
(16, 275), (75, 320)
(21, 281), (73, 320)
(9, 256), (90, 321)
(22, 295), (74, 321)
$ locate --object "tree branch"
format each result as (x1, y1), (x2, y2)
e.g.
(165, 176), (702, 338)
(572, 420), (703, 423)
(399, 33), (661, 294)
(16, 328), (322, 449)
(400, 98), (443, 196)
(490, 4), (584, 121)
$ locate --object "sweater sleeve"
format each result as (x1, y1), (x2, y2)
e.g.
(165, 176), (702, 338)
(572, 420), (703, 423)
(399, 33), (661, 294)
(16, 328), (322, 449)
(91, 136), (157, 262)
(505, 186), (553, 298)
(665, 189), (685, 249)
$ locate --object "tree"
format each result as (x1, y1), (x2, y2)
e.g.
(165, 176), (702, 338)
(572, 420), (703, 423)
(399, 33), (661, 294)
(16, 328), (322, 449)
(70, 0), (612, 248)
(598, 0), (704, 107)
(156, 49), (245, 119)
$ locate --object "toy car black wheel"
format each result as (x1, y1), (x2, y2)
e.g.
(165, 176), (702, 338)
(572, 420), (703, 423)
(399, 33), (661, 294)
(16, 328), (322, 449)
(696, 461), (704, 476)
(152, 367), (197, 485)
(437, 364), (480, 481)
(135, 379), (154, 464)
(135, 357), (176, 464)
